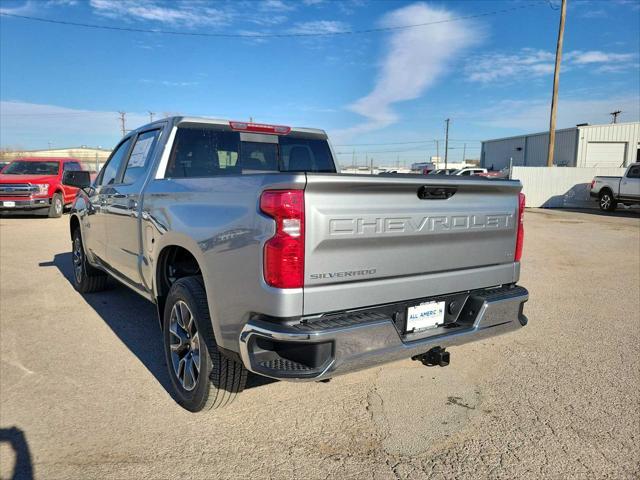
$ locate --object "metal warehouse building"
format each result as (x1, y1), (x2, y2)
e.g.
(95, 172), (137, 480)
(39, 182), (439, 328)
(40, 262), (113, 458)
(481, 122), (640, 170)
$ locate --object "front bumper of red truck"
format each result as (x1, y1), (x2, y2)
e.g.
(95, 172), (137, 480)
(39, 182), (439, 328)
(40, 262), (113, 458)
(0, 196), (52, 210)
(239, 285), (528, 381)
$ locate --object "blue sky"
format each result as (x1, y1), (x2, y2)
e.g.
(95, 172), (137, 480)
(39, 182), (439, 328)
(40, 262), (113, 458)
(1, 0), (639, 166)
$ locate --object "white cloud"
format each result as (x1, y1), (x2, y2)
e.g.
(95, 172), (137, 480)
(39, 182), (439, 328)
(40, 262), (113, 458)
(565, 50), (636, 64)
(1, 0), (76, 15)
(466, 49), (555, 83)
(473, 96), (640, 131)
(139, 79), (199, 87)
(580, 9), (606, 18)
(0, 0), (35, 15)
(336, 3), (482, 139)
(467, 48), (638, 84)
(259, 0), (295, 12)
(89, 0), (234, 27)
(247, 14), (288, 26)
(287, 20), (349, 35)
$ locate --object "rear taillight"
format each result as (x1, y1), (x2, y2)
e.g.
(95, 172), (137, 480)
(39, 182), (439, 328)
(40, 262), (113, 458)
(515, 192), (525, 262)
(260, 190), (305, 288)
(590, 179), (596, 190)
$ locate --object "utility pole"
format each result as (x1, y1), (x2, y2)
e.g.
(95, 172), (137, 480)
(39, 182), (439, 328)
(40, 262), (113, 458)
(610, 110), (621, 123)
(435, 139), (439, 167)
(148, 111), (155, 122)
(547, 0), (567, 167)
(462, 143), (467, 163)
(118, 111), (127, 137)
(444, 118), (450, 170)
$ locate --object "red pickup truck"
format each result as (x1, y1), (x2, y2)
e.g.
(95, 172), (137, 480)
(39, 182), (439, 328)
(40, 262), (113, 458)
(0, 157), (86, 217)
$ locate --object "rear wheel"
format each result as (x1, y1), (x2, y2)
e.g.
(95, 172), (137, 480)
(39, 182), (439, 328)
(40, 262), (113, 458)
(72, 229), (108, 293)
(163, 276), (247, 412)
(599, 191), (616, 212)
(48, 192), (63, 218)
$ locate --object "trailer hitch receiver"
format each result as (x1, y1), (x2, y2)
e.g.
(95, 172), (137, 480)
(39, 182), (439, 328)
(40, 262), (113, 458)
(412, 346), (450, 367)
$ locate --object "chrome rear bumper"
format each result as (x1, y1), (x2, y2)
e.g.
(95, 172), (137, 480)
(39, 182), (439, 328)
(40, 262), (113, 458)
(239, 285), (528, 381)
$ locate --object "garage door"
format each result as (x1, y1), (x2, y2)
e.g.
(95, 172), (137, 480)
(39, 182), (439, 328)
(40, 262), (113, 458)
(584, 142), (627, 167)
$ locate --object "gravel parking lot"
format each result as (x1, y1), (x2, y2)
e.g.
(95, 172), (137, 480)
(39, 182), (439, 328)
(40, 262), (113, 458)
(1, 208), (639, 479)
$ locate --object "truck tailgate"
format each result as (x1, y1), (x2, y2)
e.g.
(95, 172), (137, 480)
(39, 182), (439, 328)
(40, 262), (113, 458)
(303, 174), (521, 312)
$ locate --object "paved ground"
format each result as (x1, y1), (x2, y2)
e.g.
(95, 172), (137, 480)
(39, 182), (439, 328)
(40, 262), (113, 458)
(1, 208), (639, 479)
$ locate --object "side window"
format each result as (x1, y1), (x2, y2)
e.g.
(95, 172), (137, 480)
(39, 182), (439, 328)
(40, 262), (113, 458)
(63, 162), (82, 171)
(123, 129), (161, 184)
(627, 165), (640, 178)
(97, 137), (133, 186)
(461, 170), (471, 176)
(166, 127), (240, 178)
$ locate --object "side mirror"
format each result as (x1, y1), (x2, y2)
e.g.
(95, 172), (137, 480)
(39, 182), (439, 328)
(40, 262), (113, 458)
(62, 170), (91, 189)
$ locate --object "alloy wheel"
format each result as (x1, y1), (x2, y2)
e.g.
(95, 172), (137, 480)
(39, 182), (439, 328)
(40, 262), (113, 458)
(600, 194), (611, 210)
(72, 236), (83, 284)
(169, 300), (201, 391)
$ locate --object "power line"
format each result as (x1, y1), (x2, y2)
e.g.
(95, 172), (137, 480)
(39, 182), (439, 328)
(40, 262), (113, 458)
(335, 140), (433, 147)
(0, 3), (543, 39)
(335, 145), (480, 154)
(334, 138), (482, 147)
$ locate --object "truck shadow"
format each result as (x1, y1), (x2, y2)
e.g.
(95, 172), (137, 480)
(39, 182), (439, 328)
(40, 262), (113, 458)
(538, 183), (640, 216)
(41, 253), (274, 400)
(0, 426), (34, 480)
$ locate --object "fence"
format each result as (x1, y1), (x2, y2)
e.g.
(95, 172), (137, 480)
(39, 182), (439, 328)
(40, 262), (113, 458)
(511, 166), (627, 208)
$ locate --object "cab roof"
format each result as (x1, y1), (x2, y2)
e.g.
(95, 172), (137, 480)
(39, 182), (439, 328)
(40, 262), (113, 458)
(12, 157), (79, 162)
(132, 116), (328, 138)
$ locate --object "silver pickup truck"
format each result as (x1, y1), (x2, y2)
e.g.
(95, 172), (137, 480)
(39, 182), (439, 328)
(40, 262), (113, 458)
(590, 162), (640, 211)
(63, 117), (529, 412)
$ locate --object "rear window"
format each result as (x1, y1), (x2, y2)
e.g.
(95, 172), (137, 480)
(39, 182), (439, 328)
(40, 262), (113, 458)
(165, 125), (335, 178)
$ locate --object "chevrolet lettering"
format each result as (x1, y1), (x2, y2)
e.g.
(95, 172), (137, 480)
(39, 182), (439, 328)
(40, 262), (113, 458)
(328, 213), (513, 236)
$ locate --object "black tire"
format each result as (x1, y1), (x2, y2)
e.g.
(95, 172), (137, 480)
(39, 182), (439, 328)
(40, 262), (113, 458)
(598, 190), (617, 212)
(72, 228), (108, 293)
(163, 276), (247, 412)
(48, 192), (64, 218)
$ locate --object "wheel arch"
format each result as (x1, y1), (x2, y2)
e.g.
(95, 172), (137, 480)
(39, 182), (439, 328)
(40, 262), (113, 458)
(599, 186), (614, 197)
(153, 243), (217, 337)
